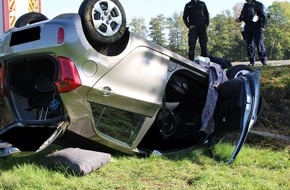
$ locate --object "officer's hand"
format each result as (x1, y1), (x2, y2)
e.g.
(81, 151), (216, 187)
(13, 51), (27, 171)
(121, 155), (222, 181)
(189, 25), (196, 29)
(235, 18), (241, 23)
(260, 27), (266, 32)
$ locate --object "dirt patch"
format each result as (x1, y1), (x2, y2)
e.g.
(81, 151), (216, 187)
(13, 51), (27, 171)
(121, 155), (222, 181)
(247, 66), (290, 149)
(256, 85), (290, 136)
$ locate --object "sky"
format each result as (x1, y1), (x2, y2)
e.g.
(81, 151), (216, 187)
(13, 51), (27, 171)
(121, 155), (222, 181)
(41, 0), (287, 24)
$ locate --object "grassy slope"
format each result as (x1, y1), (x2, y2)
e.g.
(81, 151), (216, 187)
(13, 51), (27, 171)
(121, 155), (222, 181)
(246, 66), (290, 150)
(0, 65), (289, 189)
(257, 66), (290, 135)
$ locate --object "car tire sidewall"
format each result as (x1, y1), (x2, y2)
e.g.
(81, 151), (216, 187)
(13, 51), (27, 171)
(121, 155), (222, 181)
(226, 64), (263, 117)
(14, 12), (48, 27)
(78, 0), (127, 45)
(226, 65), (253, 79)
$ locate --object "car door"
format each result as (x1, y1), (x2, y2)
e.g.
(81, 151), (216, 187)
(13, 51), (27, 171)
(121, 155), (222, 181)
(215, 70), (262, 163)
(87, 47), (169, 145)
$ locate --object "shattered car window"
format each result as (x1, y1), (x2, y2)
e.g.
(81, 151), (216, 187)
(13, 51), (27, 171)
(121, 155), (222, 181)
(91, 102), (145, 145)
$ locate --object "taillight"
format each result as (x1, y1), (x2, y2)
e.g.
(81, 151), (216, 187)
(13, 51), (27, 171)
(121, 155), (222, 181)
(55, 57), (81, 93)
(0, 64), (7, 97)
(57, 27), (64, 44)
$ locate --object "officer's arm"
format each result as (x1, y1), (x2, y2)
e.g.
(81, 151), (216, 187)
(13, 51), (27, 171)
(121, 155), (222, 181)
(237, 4), (247, 22)
(182, 5), (190, 28)
(204, 3), (210, 26)
(257, 3), (267, 28)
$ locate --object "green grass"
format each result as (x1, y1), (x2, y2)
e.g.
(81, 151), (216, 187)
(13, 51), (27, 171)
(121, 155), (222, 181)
(0, 144), (289, 190)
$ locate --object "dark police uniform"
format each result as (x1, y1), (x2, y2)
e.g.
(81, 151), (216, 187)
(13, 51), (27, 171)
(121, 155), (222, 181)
(238, 0), (267, 65)
(183, 0), (209, 60)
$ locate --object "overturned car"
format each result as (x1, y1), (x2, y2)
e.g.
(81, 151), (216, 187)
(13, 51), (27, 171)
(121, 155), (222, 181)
(0, 0), (261, 163)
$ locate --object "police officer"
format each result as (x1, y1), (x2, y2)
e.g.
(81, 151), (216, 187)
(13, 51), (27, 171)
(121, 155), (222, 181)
(235, 0), (268, 66)
(183, 0), (209, 61)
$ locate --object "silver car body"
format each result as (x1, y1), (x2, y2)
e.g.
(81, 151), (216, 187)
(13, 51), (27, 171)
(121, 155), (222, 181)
(0, 13), (261, 163)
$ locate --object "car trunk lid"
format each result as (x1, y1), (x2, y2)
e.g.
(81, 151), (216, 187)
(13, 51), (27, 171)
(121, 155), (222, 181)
(0, 55), (80, 156)
(0, 121), (68, 156)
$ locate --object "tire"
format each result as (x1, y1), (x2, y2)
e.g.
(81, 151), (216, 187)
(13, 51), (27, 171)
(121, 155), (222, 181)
(226, 65), (253, 79)
(78, 0), (127, 45)
(208, 56), (233, 69)
(14, 12), (48, 27)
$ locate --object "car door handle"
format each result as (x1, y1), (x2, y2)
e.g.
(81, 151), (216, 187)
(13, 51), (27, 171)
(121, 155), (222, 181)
(96, 86), (115, 97)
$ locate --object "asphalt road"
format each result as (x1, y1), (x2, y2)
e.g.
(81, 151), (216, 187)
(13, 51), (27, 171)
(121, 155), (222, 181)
(232, 60), (290, 67)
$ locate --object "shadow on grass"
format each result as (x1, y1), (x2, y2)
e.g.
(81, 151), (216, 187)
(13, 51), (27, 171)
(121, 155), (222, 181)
(0, 143), (126, 177)
(0, 144), (61, 171)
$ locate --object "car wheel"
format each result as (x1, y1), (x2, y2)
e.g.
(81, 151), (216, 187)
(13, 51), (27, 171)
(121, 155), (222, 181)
(226, 65), (253, 79)
(78, 0), (127, 45)
(156, 109), (177, 139)
(227, 64), (263, 120)
(14, 12), (48, 27)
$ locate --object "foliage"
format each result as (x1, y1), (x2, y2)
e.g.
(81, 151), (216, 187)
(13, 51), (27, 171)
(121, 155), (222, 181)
(128, 17), (148, 38)
(207, 11), (247, 61)
(255, 66), (290, 137)
(166, 12), (188, 56)
(266, 1), (290, 60)
(148, 14), (167, 46)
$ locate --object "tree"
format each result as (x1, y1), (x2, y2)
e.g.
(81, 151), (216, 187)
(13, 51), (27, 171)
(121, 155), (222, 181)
(148, 14), (167, 46)
(128, 17), (148, 39)
(166, 12), (188, 57)
(266, 1), (290, 60)
(208, 10), (246, 61)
